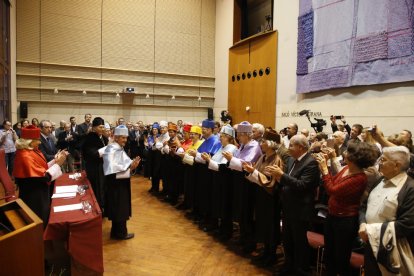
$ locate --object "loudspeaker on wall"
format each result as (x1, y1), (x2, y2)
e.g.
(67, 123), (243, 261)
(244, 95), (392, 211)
(20, 102), (28, 118)
(208, 108), (214, 120)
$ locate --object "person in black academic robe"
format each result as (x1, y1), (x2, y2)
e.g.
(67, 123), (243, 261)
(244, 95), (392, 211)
(103, 125), (140, 240)
(162, 123), (181, 205)
(201, 125), (237, 239)
(243, 128), (288, 266)
(81, 117), (108, 209)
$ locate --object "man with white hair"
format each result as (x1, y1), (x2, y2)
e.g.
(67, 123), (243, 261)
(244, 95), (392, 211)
(103, 125), (140, 240)
(332, 130), (347, 156)
(359, 146), (414, 275)
(266, 134), (320, 275)
(223, 121), (262, 252)
(252, 123), (265, 141)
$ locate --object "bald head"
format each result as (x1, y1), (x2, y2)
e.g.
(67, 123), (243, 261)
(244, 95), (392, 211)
(289, 134), (310, 159)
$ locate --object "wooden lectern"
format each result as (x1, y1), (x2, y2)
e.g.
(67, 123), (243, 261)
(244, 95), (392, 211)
(0, 199), (44, 276)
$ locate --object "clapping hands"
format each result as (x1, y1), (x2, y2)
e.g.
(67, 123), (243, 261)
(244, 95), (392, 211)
(130, 156), (141, 170)
(222, 151), (233, 161)
(263, 164), (284, 181)
(201, 152), (211, 162)
(242, 161), (254, 174)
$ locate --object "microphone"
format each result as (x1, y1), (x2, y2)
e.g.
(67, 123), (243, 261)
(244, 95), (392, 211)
(299, 110), (310, 116)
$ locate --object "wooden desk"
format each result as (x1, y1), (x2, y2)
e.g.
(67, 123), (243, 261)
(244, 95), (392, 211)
(44, 172), (104, 274)
(0, 199), (44, 276)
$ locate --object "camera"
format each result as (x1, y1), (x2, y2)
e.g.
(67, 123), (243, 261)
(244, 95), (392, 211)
(299, 109), (326, 132)
(331, 115), (343, 120)
(365, 127), (376, 133)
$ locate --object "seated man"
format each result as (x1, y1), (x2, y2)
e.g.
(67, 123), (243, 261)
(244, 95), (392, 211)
(359, 146), (414, 275)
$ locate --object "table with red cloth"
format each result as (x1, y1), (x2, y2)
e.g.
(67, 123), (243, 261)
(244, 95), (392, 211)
(43, 172), (104, 273)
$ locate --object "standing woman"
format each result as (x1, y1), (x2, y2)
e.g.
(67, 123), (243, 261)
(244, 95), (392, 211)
(243, 128), (287, 266)
(201, 125), (237, 239)
(16, 119), (30, 138)
(147, 123), (161, 193)
(31, 118), (40, 128)
(314, 142), (379, 275)
(13, 125), (66, 227)
(81, 117), (108, 210)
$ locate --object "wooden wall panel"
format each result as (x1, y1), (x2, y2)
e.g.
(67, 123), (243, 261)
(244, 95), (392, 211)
(228, 31), (277, 127)
(40, 0), (101, 67)
(102, 0), (155, 71)
(16, 0), (40, 62)
(16, 0), (216, 112)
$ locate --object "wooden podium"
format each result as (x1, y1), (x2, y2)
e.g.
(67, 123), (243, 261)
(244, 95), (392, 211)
(0, 199), (44, 276)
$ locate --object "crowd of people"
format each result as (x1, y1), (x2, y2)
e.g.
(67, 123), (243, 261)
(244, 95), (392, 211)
(2, 113), (414, 275)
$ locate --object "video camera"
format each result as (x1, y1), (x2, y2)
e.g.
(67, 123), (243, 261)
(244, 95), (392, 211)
(299, 110), (326, 132)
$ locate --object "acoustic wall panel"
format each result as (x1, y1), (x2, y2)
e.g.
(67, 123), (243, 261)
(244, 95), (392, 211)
(16, 0), (216, 111)
(102, 0), (155, 71)
(40, 0), (101, 67)
(16, 0), (40, 62)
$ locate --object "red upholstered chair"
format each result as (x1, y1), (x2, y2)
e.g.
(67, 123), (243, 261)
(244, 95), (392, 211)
(0, 149), (17, 202)
(350, 252), (364, 275)
(307, 231), (325, 275)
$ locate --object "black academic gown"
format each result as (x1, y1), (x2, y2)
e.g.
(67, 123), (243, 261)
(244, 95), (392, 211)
(16, 176), (51, 228)
(81, 132), (108, 209)
(211, 164), (233, 220)
(104, 174), (132, 222)
(183, 163), (196, 209)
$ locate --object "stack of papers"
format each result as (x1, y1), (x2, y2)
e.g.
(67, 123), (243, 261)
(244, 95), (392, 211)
(55, 185), (78, 193)
(52, 185), (80, 212)
(51, 193), (76, 199)
(54, 203), (83, 213)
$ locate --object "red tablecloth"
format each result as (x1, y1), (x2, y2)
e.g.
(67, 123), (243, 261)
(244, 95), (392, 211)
(44, 172), (104, 273)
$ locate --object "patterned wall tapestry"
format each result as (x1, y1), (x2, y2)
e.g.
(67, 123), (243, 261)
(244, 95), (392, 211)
(296, 0), (414, 93)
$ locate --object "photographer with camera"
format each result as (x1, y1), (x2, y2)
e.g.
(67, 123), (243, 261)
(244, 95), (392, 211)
(330, 115), (363, 143)
(0, 120), (18, 175)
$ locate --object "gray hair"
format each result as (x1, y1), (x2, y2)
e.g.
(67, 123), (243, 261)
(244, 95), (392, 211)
(39, 119), (51, 128)
(265, 140), (279, 150)
(15, 138), (34, 150)
(290, 134), (310, 150)
(333, 131), (346, 140)
(383, 146), (410, 171)
(252, 123), (265, 135)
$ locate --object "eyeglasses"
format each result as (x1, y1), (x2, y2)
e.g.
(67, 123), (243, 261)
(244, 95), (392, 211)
(378, 156), (395, 164)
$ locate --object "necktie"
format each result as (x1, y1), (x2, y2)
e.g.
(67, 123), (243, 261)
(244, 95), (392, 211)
(47, 137), (53, 148)
(288, 160), (298, 175)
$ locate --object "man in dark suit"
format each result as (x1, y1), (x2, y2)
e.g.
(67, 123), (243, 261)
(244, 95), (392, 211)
(76, 114), (91, 144)
(265, 134), (320, 275)
(128, 123), (141, 159)
(57, 122), (78, 172)
(39, 120), (58, 162)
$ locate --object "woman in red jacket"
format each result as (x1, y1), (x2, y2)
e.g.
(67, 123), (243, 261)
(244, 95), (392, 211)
(314, 141), (379, 275)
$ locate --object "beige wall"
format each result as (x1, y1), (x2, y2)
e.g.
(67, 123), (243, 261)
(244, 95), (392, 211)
(214, 0), (414, 136)
(213, 0), (233, 118)
(14, 0), (216, 125)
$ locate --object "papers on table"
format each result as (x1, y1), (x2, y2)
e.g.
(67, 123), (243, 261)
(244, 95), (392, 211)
(51, 192), (76, 199)
(69, 173), (82, 180)
(55, 185), (78, 194)
(54, 203), (83, 213)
